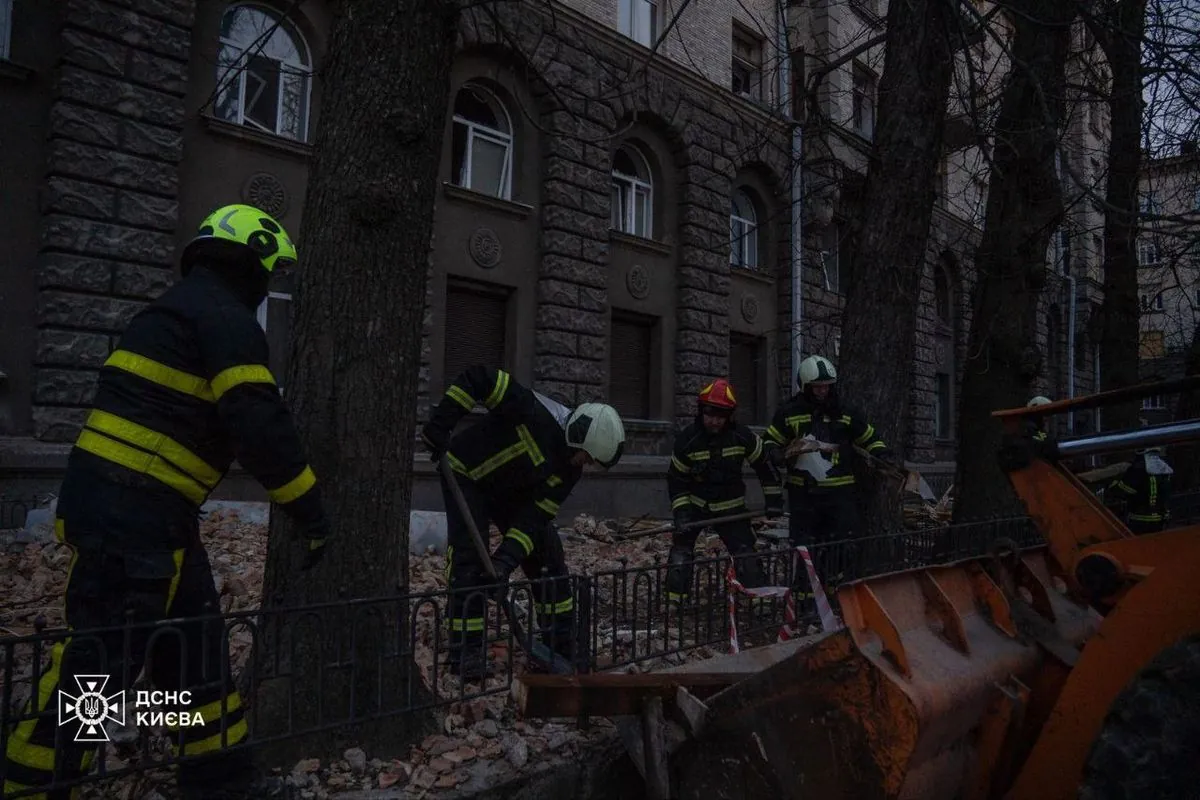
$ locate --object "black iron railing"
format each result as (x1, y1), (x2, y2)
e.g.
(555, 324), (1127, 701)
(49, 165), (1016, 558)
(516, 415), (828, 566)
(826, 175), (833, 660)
(0, 515), (1043, 797)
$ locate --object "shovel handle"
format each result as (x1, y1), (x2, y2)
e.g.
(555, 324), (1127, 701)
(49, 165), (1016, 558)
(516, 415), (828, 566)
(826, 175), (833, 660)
(438, 456), (497, 578)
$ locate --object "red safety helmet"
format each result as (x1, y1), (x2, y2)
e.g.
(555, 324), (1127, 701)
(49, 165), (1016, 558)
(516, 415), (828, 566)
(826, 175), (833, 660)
(698, 379), (738, 414)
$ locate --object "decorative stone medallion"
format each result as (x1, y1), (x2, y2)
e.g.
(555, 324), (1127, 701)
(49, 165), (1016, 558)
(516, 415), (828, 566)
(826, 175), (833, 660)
(740, 293), (759, 323)
(934, 340), (949, 363)
(241, 172), (289, 218)
(626, 264), (650, 299)
(469, 227), (502, 269)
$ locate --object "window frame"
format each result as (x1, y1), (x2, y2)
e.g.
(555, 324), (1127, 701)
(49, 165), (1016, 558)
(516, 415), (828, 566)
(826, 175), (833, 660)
(618, 0), (658, 47)
(851, 62), (876, 140)
(731, 25), (764, 101)
(934, 372), (953, 440)
(611, 144), (654, 240)
(215, 2), (314, 143)
(730, 189), (760, 270)
(450, 83), (515, 201)
(1138, 238), (1161, 268)
(255, 288), (293, 395)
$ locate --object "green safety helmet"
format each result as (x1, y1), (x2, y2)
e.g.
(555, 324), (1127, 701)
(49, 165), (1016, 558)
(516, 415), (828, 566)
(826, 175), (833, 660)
(181, 203), (297, 276)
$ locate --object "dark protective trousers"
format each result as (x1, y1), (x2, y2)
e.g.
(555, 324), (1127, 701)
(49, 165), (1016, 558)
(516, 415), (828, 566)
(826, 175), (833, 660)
(666, 513), (765, 600)
(787, 486), (863, 591)
(439, 472), (575, 664)
(2, 520), (250, 799)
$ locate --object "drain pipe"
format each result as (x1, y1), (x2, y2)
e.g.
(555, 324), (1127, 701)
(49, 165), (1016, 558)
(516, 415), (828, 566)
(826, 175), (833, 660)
(1094, 341), (1101, 431)
(777, 1), (803, 377)
(1066, 273), (1077, 433)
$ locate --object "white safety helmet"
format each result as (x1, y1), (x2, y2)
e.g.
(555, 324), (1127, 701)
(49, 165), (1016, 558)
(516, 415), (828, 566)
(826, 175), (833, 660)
(566, 403), (626, 469)
(798, 355), (837, 389)
(1027, 396), (1052, 408)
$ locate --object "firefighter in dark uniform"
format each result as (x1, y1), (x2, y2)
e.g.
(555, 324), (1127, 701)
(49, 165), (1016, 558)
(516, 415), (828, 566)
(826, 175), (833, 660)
(1108, 446), (1173, 534)
(2, 204), (331, 800)
(1026, 395), (1052, 442)
(764, 355), (894, 586)
(420, 367), (625, 679)
(665, 379), (782, 602)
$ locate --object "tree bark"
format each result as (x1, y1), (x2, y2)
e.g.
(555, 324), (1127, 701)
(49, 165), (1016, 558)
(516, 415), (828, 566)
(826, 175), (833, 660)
(253, 0), (459, 766)
(837, 0), (957, 535)
(1097, 0), (1148, 433)
(954, 0), (1077, 521)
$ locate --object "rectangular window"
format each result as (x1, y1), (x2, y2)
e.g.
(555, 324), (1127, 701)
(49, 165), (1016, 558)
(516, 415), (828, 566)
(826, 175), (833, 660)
(618, 0), (658, 47)
(255, 272), (294, 395)
(0, 0), (11, 60)
(729, 333), (765, 425)
(731, 25), (763, 101)
(1138, 239), (1160, 268)
(609, 312), (655, 419)
(934, 372), (953, 440)
(851, 63), (876, 140)
(1139, 191), (1158, 215)
(1142, 395), (1165, 410)
(444, 280), (509, 388)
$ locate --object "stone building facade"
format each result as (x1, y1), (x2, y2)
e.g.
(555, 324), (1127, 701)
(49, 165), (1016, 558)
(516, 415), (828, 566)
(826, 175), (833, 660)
(0, 0), (1110, 519)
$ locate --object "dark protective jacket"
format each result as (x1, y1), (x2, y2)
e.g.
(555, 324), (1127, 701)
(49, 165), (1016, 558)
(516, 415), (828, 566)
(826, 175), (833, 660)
(764, 390), (890, 491)
(423, 366), (582, 563)
(1108, 454), (1173, 526)
(667, 419), (781, 515)
(56, 265), (326, 549)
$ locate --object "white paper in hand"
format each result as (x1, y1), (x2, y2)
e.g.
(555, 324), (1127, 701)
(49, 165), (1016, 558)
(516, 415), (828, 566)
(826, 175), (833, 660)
(1145, 453), (1174, 476)
(794, 436), (833, 481)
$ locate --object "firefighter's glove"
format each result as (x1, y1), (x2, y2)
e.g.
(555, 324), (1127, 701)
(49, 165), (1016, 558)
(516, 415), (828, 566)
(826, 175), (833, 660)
(673, 508), (696, 533)
(420, 425), (447, 462)
(300, 519), (331, 571)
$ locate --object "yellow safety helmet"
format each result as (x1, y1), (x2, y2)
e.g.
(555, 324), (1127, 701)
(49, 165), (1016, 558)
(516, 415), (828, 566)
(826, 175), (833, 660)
(182, 203), (297, 275)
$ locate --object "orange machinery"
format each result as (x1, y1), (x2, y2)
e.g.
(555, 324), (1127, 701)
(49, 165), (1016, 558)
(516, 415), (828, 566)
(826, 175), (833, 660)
(517, 378), (1200, 799)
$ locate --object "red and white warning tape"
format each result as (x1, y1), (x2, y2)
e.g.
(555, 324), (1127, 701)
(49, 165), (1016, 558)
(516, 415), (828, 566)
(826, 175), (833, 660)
(794, 545), (844, 634)
(724, 546), (843, 654)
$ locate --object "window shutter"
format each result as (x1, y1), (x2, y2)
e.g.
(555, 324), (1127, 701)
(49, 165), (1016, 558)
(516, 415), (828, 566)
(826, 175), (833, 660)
(729, 334), (762, 424)
(445, 282), (508, 383)
(610, 315), (652, 419)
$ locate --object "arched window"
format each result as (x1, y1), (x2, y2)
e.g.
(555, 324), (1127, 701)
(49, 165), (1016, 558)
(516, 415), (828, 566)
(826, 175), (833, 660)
(450, 84), (514, 200)
(215, 4), (312, 142)
(730, 189), (760, 269)
(611, 144), (653, 239)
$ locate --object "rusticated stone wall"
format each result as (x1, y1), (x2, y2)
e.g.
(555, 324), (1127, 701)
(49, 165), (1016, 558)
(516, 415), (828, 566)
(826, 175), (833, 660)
(32, 0), (193, 441)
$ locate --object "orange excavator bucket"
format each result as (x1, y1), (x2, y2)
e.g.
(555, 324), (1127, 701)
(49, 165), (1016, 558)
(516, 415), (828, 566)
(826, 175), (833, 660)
(668, 550), (1100, 800)
(516, 379), (1200, 799)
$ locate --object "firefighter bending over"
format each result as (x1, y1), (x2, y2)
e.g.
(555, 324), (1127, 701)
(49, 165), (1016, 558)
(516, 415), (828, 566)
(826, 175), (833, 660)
(421, 367), (625, 680)
(1108, 446), (1173, 534)
(665, 379), (782, 602)
(2, 204), (332, 800)
(764, 355), (894, 584)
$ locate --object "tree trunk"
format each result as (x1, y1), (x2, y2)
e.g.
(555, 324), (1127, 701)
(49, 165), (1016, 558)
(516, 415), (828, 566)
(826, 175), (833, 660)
(837, 0), (957, 535)
(1098, 0), (1148, 433)
(252, 0), (459, 767)
(954, 0), (1077, 521)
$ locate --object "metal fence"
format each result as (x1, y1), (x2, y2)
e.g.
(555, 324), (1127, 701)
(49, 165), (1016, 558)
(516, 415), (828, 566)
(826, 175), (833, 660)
(1, 516), (1041, 797)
